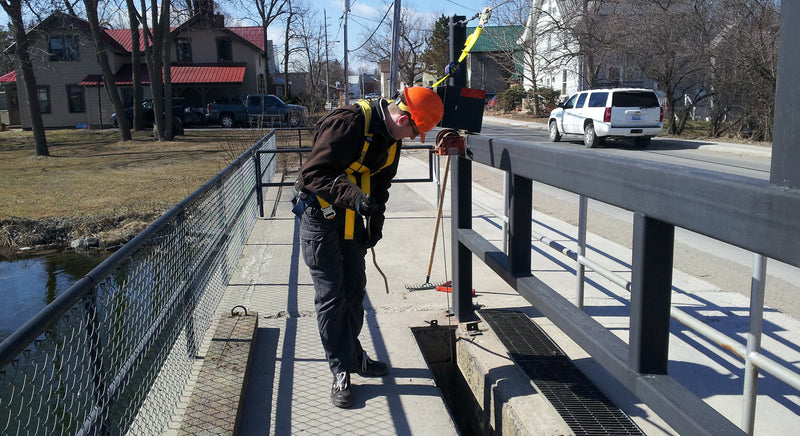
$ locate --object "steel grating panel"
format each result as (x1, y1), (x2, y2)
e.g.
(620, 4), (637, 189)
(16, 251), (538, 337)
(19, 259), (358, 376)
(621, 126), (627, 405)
(480, 309), (643, 436)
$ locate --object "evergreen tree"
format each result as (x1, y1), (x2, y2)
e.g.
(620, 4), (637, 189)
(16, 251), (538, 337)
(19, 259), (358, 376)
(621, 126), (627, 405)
(421, 15), (449, 81)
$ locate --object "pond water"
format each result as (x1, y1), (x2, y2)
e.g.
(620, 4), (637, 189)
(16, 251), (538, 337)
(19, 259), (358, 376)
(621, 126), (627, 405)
(0, 250), (109, 342)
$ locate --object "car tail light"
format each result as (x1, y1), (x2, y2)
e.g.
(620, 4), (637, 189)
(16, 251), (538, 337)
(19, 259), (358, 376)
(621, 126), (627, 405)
(603, 107), (612, 123)
(660, 107), (664, 122)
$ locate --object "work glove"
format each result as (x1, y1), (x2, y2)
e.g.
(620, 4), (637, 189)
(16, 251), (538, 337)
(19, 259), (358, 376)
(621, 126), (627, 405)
(354, 193), (379, 217)
(366, 223), (383, 249)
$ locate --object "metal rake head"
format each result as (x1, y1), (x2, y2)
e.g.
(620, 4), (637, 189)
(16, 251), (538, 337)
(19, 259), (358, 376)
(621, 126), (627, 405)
(404, 280), (448, 291)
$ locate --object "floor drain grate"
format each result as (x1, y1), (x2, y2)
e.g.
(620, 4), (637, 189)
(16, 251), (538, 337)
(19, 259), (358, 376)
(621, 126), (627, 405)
(480, 309), (643, 436)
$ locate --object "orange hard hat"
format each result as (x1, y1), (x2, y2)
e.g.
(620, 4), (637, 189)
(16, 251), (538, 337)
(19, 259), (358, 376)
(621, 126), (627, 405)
(401, 86), (444, 142)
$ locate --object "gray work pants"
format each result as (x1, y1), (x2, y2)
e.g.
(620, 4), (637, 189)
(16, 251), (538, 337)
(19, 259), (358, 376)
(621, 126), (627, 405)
(298, 204), (368, 375)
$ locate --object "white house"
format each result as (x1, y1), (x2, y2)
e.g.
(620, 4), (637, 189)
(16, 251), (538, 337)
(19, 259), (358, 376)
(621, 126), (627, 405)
(519, 0), (657, 99)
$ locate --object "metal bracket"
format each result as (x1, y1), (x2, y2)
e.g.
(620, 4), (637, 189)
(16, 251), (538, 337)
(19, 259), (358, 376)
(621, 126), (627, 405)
(464, 321), (482, 336)
(231, 305), (248, 316)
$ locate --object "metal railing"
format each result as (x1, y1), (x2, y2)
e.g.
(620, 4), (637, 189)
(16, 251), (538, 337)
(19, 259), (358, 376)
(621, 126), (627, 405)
(0, 132), (277, 435)
(255, 144), (437, 217)
(471, 183), (799, 434)
(450, 136), (800, 435)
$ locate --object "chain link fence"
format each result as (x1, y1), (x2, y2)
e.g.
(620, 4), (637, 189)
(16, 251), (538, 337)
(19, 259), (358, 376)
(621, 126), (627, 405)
(0, 132), (277, 435)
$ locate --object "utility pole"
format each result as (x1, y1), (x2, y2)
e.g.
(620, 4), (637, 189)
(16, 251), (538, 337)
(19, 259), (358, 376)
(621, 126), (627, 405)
(324, 9), (330, 110)
(343, 0), (350, 106)
(389, 0), (401, 93)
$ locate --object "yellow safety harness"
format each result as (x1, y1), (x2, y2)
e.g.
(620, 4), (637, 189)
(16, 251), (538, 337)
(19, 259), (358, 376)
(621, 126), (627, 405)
(315, 100), (399, 240)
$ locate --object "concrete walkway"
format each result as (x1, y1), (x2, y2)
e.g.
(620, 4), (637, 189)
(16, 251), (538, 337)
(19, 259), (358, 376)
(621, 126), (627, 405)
(170, 121), (799, 435)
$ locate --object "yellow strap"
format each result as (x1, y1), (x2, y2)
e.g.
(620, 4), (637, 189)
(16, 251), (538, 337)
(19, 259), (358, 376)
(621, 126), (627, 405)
(432, 8), (492, 88)
(321, 100), (394, 240)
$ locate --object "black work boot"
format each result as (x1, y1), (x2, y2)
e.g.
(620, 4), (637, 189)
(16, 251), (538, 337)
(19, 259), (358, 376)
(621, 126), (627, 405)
(356, 352), (388, 377)
(331, 371), (352, 408)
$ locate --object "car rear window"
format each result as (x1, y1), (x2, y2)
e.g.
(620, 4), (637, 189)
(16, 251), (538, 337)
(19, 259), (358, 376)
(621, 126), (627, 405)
(612, 91), (660, 107)
(588, 92), (608, 107)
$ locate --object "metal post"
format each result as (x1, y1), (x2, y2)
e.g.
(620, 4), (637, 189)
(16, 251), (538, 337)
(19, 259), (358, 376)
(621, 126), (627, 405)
(254, 151), (264, 217)
(324, 9), (330, 109)
(448, 16), (467, 87)
(770, 1), (800, 188)
(390, 0), (401, 91)
(502, 172), (509, 253)
(449, 15), (474, 322)
(508, 174), (532, 276)
(742, 254), (767, 434)
(576, 195), (588, 309)
(629, 213), (674, 374)
(452, 154), (475, 322)
(343, 0), (350, 106)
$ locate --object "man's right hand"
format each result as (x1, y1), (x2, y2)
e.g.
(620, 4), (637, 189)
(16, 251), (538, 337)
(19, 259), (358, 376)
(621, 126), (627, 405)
(355, 193), (379, 216)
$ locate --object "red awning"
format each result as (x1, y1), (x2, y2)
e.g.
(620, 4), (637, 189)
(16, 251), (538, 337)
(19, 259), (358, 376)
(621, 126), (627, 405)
(80, 64), (246, 86)
(0, 71), (16, 84)
(170, 65), (246, 84)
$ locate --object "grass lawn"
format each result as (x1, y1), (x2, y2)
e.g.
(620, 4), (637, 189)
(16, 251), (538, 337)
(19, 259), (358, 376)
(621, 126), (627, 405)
(0, 127), (310, 248)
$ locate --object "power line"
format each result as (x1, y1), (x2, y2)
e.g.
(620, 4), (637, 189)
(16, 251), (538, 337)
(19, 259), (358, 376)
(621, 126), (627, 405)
(349, 1), (394, 52)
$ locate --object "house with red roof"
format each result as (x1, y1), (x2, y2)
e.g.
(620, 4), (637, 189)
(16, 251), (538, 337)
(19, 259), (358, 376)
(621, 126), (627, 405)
(1, 8), (280, 129)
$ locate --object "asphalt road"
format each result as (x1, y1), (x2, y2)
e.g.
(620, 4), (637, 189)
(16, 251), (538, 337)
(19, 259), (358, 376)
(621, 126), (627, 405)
(471, 117), (800, 319)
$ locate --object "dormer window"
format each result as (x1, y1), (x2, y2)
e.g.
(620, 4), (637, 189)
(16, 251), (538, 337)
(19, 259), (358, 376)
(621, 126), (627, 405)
(49, 36), (79, 61)
(176, 38), (192, 62)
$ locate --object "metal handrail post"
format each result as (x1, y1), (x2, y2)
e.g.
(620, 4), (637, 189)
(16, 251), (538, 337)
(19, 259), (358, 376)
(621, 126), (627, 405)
(254, 150), (264, 217)
(502, 172), (509, 253)
(742, 254), (767, 434)
(576, 195), (588, 309)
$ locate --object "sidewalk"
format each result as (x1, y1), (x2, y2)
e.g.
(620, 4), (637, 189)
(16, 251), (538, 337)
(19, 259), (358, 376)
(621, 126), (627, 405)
(173, 141), (798, 435)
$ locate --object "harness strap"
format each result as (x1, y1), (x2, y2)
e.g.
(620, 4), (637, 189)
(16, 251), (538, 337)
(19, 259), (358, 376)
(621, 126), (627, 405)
(316, 101), (398, 241)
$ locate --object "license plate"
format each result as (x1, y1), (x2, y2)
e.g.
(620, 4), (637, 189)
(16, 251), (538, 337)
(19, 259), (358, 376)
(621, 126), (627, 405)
(631, 114), (641, 120)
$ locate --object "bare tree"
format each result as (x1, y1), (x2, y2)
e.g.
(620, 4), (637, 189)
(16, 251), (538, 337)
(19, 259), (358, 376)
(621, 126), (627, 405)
(139, 0), (174, 140)
(358, 5), (431, 87)
(126, 0), (144, 130)
(287, 0), (327, 109)
(251, 0), (287, 93)
(620, 0), (713, 134)
(1, 0), (48, 155)
(282, 0), (296, 99)
(706, 0), (779, 141)
(83, 0), (132, 140)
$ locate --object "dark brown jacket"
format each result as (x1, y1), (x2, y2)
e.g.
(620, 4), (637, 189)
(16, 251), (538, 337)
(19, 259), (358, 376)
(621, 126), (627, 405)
(296, 99), (400, 230)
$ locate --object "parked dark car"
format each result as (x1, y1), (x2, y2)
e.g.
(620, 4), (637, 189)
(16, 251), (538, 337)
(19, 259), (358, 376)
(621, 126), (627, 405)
(206, 94), (308, 128)
(111, 98), (202, 133)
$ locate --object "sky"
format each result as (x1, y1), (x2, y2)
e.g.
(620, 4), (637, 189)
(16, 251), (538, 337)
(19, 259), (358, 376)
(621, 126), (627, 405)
(315, 0), (497, 69)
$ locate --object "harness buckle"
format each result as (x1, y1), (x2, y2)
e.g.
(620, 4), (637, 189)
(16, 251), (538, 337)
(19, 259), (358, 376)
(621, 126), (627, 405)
(321, 206), (336, 219)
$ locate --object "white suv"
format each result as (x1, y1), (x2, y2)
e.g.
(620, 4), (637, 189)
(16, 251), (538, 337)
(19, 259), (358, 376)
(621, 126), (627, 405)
(548, 88), (663, 147)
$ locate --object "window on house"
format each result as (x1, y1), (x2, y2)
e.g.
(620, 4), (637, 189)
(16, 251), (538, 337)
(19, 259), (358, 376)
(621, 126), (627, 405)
(216, 38), (232, 62)
(176, 38), (192, 62)
(49, 36), (80, 61)
(37, 86), (51, 113)
(562, 70), (567, 95)
(67, 85), (85, 113)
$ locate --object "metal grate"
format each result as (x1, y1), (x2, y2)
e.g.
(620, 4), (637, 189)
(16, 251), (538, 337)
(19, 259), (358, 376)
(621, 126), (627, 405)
(480, 309), (643, 436)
